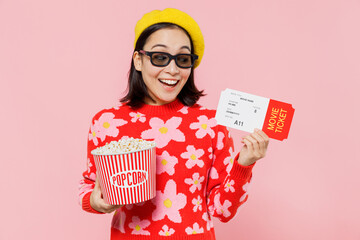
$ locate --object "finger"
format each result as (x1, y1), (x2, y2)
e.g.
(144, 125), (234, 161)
(109, 205), (124, 212)
(252, 130), (267, 152)
(98, 198), (122, 209)
(94, 172), (99, 186)
(94, 176), (99, 187)
(255, 129), (270, 147)
(93, 175), (104, 199)
(102, 203), (123, 213)
(247, 133), (263, 158)
(97, 199), (114, 213)
(94, 178), (101, 192)
(93, 184), (102, 200)
(242, 137), (254, 153)
(245, 134), (260, 153)
(94, 174), (103, 193)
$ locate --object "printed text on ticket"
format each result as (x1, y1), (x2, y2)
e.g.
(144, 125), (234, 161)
(215, 88), (295, 141)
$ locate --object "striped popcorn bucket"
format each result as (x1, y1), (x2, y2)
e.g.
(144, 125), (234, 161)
(92, 146), (156, 205)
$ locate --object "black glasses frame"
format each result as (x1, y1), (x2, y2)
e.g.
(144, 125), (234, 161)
(139, 50), (198, 69)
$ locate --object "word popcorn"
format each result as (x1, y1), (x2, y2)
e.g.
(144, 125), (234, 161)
(91, 137), (156, 205)
(91, 138), (156, 155)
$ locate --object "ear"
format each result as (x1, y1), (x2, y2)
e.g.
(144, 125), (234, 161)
(133, 51), (142, 71)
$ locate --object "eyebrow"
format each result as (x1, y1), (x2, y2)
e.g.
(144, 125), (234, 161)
(151, 44), (191, 52)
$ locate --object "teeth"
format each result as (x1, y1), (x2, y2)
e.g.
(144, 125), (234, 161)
(160, 79), (178, 85)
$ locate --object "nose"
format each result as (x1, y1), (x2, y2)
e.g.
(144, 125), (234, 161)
(164, 58), (180, 75)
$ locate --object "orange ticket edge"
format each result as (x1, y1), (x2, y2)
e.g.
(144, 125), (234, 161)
(262, 99), (295, 141)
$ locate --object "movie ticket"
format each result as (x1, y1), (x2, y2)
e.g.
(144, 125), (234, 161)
(215, 88), (295, 141)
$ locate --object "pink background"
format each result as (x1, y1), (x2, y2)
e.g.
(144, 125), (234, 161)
(1, 0), (359, 239)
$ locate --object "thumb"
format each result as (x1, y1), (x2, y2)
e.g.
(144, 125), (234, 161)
(94, 173), (98, 184)
(94, 173), (101, 191)
(94, 174), (104, 198)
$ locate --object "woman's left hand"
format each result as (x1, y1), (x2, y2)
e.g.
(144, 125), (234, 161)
(238, 128), (270, 166)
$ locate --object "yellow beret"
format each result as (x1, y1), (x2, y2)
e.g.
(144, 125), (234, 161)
(134, 8), (204, 69)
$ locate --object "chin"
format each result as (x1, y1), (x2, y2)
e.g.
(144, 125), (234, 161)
(158, 96), (177, 104)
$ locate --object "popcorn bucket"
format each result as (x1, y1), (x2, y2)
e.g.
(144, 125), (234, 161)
(92, 146), (156, 205)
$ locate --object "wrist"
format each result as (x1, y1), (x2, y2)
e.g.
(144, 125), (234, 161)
(237, 157), (255, 166)
(238, 159), (251, 166)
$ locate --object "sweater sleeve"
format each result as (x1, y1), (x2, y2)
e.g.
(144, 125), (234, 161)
(78, 116), (105, 214)
(205, 125), (255, 222)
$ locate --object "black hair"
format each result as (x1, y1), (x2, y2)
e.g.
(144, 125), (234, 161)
(120, 22), (205, 108)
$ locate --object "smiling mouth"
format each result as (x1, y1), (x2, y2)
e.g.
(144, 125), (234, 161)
(159, 79), (179, 87)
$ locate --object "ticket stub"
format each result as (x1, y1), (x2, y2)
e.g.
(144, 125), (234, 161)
(215, 88), (295, 141)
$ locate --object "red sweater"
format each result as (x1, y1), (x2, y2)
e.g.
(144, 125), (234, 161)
(79, 99), (255, 240)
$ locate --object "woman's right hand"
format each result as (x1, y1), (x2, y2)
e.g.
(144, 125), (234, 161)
(90, 175), (124, 213)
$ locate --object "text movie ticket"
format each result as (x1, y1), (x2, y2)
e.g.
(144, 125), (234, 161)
(215, 88), (295, 141)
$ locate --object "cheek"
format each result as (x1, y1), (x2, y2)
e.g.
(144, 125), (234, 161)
(142, 65), (162, 82)
(181, 70), (192, 81)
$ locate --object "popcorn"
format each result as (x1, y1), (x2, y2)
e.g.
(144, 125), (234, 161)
(91, 137), (156, 155)
(92, 137), (157, 204)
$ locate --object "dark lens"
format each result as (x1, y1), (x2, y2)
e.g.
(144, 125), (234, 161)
(176, 54), (192, 68)
(152, 53), (169, 66)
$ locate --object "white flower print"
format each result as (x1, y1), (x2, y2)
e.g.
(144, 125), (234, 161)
(192, 195), (202, 212)
(151, 179), (187, 223)
(208, 147), (213, 159)
(111, 210), (126, 233)
(178, 106), (189, 114)
(202, 212), (214, 230)
(184, 173), (205, 193)
(128, 216), (151, 235)
(240, 181), (251, 203)
(216, 131), (225, 150)
(209, 167), (219, 179)
(185, 222), (204, 235)
(224, 179), (235, 193)
(223, 147), (235, 173)
(91, 112), (127, 143)
(189, 115), (217, 139)
(213, 193), (232, 218)
(87, 158), (92, 173)
(112, 102), (123, 110)
(159, 225), (175, 236)
(141, 117), (185, 148)
(86, 172), (96, 181)
(208, 204), (215, 216)
(157, 151), (178, 176)
(129, 112), (146, 123)
(181, 145), (204, 169)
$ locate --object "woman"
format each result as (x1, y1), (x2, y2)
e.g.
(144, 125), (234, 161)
(79, 8), (269, 239)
